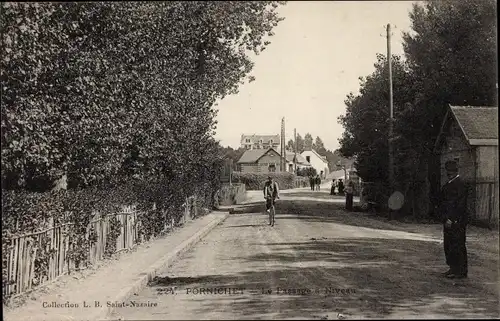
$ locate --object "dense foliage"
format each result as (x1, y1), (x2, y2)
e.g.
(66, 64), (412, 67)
(1, 1), (286, 299)
(232, 172), (307, 190)
(297, 167), (317, 177)
(338, 0), (497, 217)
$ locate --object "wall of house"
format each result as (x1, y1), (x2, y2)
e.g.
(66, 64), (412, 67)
(474, 146), (499, 226)
(301, 151), (329, 178)
(257, 151), (280, 163)
(440, 121), (476, 181)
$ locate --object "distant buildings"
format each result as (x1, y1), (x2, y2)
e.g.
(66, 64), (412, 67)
(240, 134), (280, 150)
(236, 148), (312, 173)
(236, 148), (282, 173)
(301, 149), (330, 179)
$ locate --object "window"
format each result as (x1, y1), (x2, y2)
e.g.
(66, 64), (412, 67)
(306, 156), (311, 163)
(268, 164), (276, 172)
(259, 140), (263, 143)
(245, 139), (250, 143)
(270, 140), (273, 144)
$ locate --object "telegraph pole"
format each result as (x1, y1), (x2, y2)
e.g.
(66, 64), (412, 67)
(294, 128), (297, 173)
(281, 117), (285, 172)
(387, 23), (395, 216)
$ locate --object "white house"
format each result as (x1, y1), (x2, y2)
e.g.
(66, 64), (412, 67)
(285, 151), (312, 173)
(240, 134), (280, 150)
(301, 149), (329, 178)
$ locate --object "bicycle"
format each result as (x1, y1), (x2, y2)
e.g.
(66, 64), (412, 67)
(266, 195), (278, 226)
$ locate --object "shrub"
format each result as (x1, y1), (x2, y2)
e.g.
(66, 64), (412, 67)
(294, 176), (310, 188)
(297, 167), (317, 177)
(232, 172), (300, 190)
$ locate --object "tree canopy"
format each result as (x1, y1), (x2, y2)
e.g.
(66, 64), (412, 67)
(337, 0), (497, 216)
(1, 2), (286, 191)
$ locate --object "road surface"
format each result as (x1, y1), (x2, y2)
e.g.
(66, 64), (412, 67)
(110, 187), (499, 320)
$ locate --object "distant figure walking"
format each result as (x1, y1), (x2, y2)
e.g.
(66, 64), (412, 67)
(315, 175), (321, 191)
(345, 180), (355, 211)
(330, 179), (336, 195)
(310, 176), (315, 191)
(338, 179), (345, 195)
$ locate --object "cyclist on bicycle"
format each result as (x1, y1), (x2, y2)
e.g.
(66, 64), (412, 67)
(263, 176), (280, 213)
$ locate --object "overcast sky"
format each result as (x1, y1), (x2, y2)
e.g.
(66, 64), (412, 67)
(214, 1), (415, 151)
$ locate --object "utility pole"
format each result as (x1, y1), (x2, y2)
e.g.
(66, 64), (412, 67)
(387, 23), (395, 216)
(294, 128), (297, 173)
(280, 117), (285, 172)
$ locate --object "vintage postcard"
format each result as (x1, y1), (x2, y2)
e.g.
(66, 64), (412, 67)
(2, 1), (498, 320)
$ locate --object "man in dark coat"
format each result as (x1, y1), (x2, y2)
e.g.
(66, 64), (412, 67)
(438, 160), (469, 279)
(310, 176), (315, 191)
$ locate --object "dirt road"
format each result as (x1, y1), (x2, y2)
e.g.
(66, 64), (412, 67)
(110, 188), (499, 320)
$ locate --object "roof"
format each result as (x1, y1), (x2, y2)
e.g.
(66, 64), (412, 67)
(435, 105), (498, 150)
(237, 148), (280, 164)
(285, 151), (311, 165)
(450, 106), (498, 141)
(241, 134), (280, 144)
(301, 149), (329, 164)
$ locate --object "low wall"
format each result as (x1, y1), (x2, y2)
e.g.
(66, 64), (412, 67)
(218, 183), (246, 206)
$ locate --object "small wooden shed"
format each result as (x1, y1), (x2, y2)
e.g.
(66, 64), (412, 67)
(434, 105), (498, 227)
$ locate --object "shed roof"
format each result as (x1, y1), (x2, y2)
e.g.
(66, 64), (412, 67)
(434, 105), (498, 151)
(450, 106), (498, 141)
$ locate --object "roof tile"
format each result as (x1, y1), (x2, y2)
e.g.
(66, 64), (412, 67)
(450, 106), (498, 140)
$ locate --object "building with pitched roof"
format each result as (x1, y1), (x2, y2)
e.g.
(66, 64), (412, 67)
(236, 148), (282, 173)
(240, 134), (280, 150)
(301, 148), (330, 179)
(285, 151), (312, 173)
(235, 148), (312, 174)
(434, 105), (498, 227)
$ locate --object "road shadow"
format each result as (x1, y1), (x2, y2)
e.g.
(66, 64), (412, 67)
(219, 224), (262, 229)
(148, 236), (498, 319)
(230, 199), (415, 233)
(283, 191), (347, 201)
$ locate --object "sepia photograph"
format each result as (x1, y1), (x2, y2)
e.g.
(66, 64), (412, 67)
(1, 1), (498, 320)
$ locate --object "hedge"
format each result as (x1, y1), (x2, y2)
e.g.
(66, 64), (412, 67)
(232, 172), (309, 190)
(1, 178), (218, 301)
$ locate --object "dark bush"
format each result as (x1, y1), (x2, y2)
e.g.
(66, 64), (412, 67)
(232, 172), (305, 190)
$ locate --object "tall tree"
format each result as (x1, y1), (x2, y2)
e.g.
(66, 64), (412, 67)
(295, 134), (305, 153)
(401, 0), (497, 212)
(1, 2), (286, 191)
(338, 0), (497, 217)
(304, 133), (313, 150)
(313, 136), (327, 155)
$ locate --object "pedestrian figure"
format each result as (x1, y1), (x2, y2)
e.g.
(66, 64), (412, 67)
(330, 179), (336, 195)
(338, 179), (344, 195)
(316, 175), (321, 191)
(438, 160), (469, 279)
(345, 180), (355, 211)
(310, 176), (315, 191)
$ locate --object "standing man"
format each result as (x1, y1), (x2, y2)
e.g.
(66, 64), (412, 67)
(438, 160), (469, 279)
(330, 179), (336, 195)
(338, 179), (344, 195)
(345, 180), (355, 211)
(310, 175), (315, 191)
